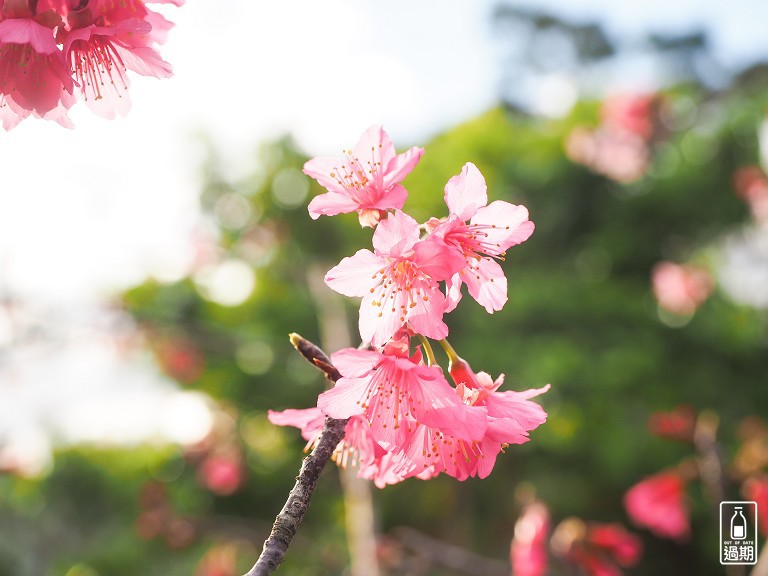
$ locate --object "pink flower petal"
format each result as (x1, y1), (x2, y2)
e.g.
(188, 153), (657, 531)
(325, 249), (385, 297)
(370, 183), (408, 211)
(444, 162), (488, 221)
(383, 145), (424, 188)
(358, 290), (407, 347)
(404, 282), (451, 341)
(0, 18), (58, 54)
(330, 348), (382, 378)
(267, 407), (325, 442)
(470, 201), (535, 253)
(460, 257), (508, 313)
(316, 377), (368, 419)
(444, 273), (463, 313)
(308, 191), (362, 219)
(371, 209), (420, 256)
(411, 236), (465, 282)
(303, 156), (347, 195)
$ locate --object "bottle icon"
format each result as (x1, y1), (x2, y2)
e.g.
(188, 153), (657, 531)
(731, 506), (748, 540)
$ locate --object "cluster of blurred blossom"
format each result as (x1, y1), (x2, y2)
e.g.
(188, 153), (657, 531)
(269, 126), (550, 486)
(628, 407), (768, 544)
(511, 405), (768, 576)
(511, 496), (643, 576)
(566, 93), (659, 184)
(0, 0), (183, 129)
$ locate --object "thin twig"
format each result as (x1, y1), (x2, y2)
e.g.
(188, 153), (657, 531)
(391, 526), (510, 576)
(243, 335), (347, 576)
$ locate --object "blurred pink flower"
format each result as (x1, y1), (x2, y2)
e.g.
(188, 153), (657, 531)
(198, 454), (243, 496)
(566, 127), (649, 184)
(601, 94), (656, 140)
(428, 162), (534, 313)
(552, 519), (642, 576)
(303, 125), (424, 227)
(624, 470), (690, 541)
(324, 209), (464, 346)
(566, 93), (657, 183)
(734, 166), (768, 224)
(647, 405), (696, 442)
(652, 261), (713, 316)
(587, 523), (643, 567)
(510, 501), (550, 576)
(743, 476), (768, 535)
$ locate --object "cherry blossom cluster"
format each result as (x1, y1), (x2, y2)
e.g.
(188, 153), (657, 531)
(0, 0), (182, 129)
(269, 126), (548, 486)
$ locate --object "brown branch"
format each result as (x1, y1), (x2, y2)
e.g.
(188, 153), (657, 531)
(243, 335), (347, 576)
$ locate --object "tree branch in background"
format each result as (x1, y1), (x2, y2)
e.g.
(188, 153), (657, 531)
(243, 335), (347, 576)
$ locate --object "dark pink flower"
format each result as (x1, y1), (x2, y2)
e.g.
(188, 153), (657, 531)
(510, 501), (550, 576)
(624, 470), (690, 541)
(316, 345), (487, 452)
(0, 13), (74, 117)
(587, 523), (643, 567)
(325, 209), (464, 346)
(0, 0), (181, 127)
(428, 163), (534, 313)
(743, 476), (768, 535)
(647, 405), (696, 442)
(303, 126), (424, 227)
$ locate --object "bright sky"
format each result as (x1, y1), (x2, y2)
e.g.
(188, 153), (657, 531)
(1, 0), (766, 473)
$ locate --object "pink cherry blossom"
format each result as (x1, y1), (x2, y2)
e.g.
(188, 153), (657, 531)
(624, 470), (690, 541)
(428, 162), (534, 313)
(64, 18), (172, 118)
(510, 501), (550, 576)
(316, 345), (487, 454)
(267, 406), (406, 487)
(325, 209), (464, 346)
(303, 126), (424, 227)
(0, 0), (181, 128)
(401, 359), (548, 481)
(0, 14), (73, 117)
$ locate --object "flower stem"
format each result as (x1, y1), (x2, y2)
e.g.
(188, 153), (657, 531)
(418, 335), (437, 366)
(243, 335), (346, 576)
(437, 338), (460, 364)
